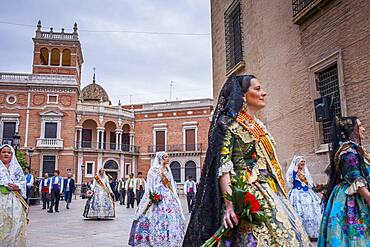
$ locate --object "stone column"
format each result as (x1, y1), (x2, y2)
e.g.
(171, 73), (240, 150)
(129, 132), (135, 152)
(59, 49), (63, 66)
(115, 129), (122, 151)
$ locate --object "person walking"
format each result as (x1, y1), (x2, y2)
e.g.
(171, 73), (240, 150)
(118, 176), (126, 205)
(135, 172), (145, 206)
(24, 167), (33, 204)
(184, 176), (197, 213)
(83, 168), (115, 219)
(48, 170), (63, 213)
(0, 144), (28, 247)
(63, 172), (75, 209)
(39, 173), (50, 210)
(128, 152), (185, 246)
(125, 173), (136, 208)
(318, 117), (369, 246)
(184, 75), (310, 246)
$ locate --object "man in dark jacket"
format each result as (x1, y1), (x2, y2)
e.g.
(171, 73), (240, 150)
(63, 172), (75, 209)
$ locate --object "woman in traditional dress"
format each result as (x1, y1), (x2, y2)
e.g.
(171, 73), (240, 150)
(129, 152), (185, 246)
(83, 168), (115, 219)
(184, 75), (310, 246)
(0, 144), (28, 247)
(286, 155), (322, 240)
(318, 117), (370, 246)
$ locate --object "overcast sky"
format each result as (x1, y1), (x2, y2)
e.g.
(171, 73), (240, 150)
(0, 0), (212, 105)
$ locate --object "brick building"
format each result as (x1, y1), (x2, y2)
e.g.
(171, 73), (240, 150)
(210, 0), (370, 182)
(0, 21), (212, 190)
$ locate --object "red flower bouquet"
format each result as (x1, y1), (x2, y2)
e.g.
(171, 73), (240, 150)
(143, 191), (162, 214)
(201, 173), (270, 247)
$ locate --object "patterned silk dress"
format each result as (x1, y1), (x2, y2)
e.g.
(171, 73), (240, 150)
(218, 114), (310, 246)
(0, 159), (27, 247)
(318, 142), (370, 246)
(129, 165), (185, 246)
(83, 175), (115, 219)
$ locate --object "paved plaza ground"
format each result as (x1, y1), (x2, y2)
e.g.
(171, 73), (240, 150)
(26, 196), (191, 247)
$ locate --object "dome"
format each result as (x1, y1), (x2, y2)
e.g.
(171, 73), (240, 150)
(81, 75), (110, 104)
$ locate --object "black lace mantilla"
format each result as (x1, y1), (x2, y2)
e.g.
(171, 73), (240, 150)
(183, 76), (245, 246)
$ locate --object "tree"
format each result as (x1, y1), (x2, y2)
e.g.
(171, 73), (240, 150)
(15, 150), (29, 170)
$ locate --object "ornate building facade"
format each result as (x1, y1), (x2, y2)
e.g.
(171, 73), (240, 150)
(0, 22), (212, 190)
(210, 0), (370, 182)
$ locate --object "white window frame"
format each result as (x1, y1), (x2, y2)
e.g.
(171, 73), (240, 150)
(0, 113), (20, 143)
(40, 154), (58, 177)
(47, 94), (59, 104)
(6, 95), (17, 105)
(182, 122), (198, 151)
(153, 124), (168, 152)
(85, 161), (95, 178)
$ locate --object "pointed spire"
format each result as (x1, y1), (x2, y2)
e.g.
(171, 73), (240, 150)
(73, 22), (78, 33)
(93, 67), (96, 84)
(37, 20), (42, 31)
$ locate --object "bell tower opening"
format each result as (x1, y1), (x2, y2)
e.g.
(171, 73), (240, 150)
(32, 20), (84, 85)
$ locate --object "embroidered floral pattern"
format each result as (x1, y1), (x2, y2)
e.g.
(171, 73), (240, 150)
(318, 143), (370, 246)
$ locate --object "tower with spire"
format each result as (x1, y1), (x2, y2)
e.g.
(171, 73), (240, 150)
(32, 20), (84, 85)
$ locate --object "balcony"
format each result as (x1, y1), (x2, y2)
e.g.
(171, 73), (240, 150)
(36, 138), (64, 149)
(292, 0), (330, 25)
(147, 144), (203, 154)
(75, 141), (139, 153)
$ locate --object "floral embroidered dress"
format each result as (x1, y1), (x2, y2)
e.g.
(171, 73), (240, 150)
(318, 142), (370, 246)
(286, 156), (322, 238)
(128, 152), (185, 247)
(218, 113), (310, 246)
(83, 174), (115, 219)
(0, 145), (27, 247)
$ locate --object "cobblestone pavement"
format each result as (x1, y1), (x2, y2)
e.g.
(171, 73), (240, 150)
(26, 196), (191, 247)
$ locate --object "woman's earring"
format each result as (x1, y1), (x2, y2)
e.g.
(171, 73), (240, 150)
(242, 100), (248, 112)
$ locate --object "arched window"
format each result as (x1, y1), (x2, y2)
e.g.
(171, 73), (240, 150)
(50, 48), (60, 66)
(62, 49), (71, 66)
(185, 160), (197, 181)
(104, 160), (118, 170)
(170, 161), (181, 183)
(40, 48), (49, 65)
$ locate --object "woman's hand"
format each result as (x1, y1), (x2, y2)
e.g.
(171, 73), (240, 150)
(7, 183), (19, 191)
(223, 201), (238, 229)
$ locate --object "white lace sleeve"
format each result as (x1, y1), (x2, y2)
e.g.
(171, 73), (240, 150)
(345, 178), (367, 195)
(218, 160), (236, 177)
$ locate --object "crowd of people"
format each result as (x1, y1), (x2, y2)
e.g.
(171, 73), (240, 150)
(0, 74), (369, 246)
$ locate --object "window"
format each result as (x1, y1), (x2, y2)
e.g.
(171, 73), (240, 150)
(126, 164), (130, 175)
(44, 122), (58, 138)
(155, 130), (165, 152)
(170, 161), (181, 183)
(225, 0), (243, 72)
(316, 64), (342, 144)
(122, 133), (130, 151)
(40, 48), (49, 65)
(50, 48), (60, 66)
(104, 160), (119, 170)
(2, 122), (16, 144)
(43, 155), (56, 176)
(185, 161), (197, 181)
(85, 162), (94, 177)
(185, 129), (196, 151)
(6, 95), (17, 105)
(62, 49), (71, 66)
(82, 129), (92, 148)
(47, 95), (58, 104)
(292, 0), (313, 17)
(110, 131), (116, 150)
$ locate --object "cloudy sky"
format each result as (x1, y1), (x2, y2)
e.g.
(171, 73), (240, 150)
(0, 0), (212, 105)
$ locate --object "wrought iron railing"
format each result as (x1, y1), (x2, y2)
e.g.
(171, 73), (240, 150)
(147, 144), (202, 153)
(292, 0), (313, 17)
(75, 141), (139, 153)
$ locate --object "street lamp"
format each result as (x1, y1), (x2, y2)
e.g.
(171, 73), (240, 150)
(27, 147), (34, 170)
(13, 132), (20, 151)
